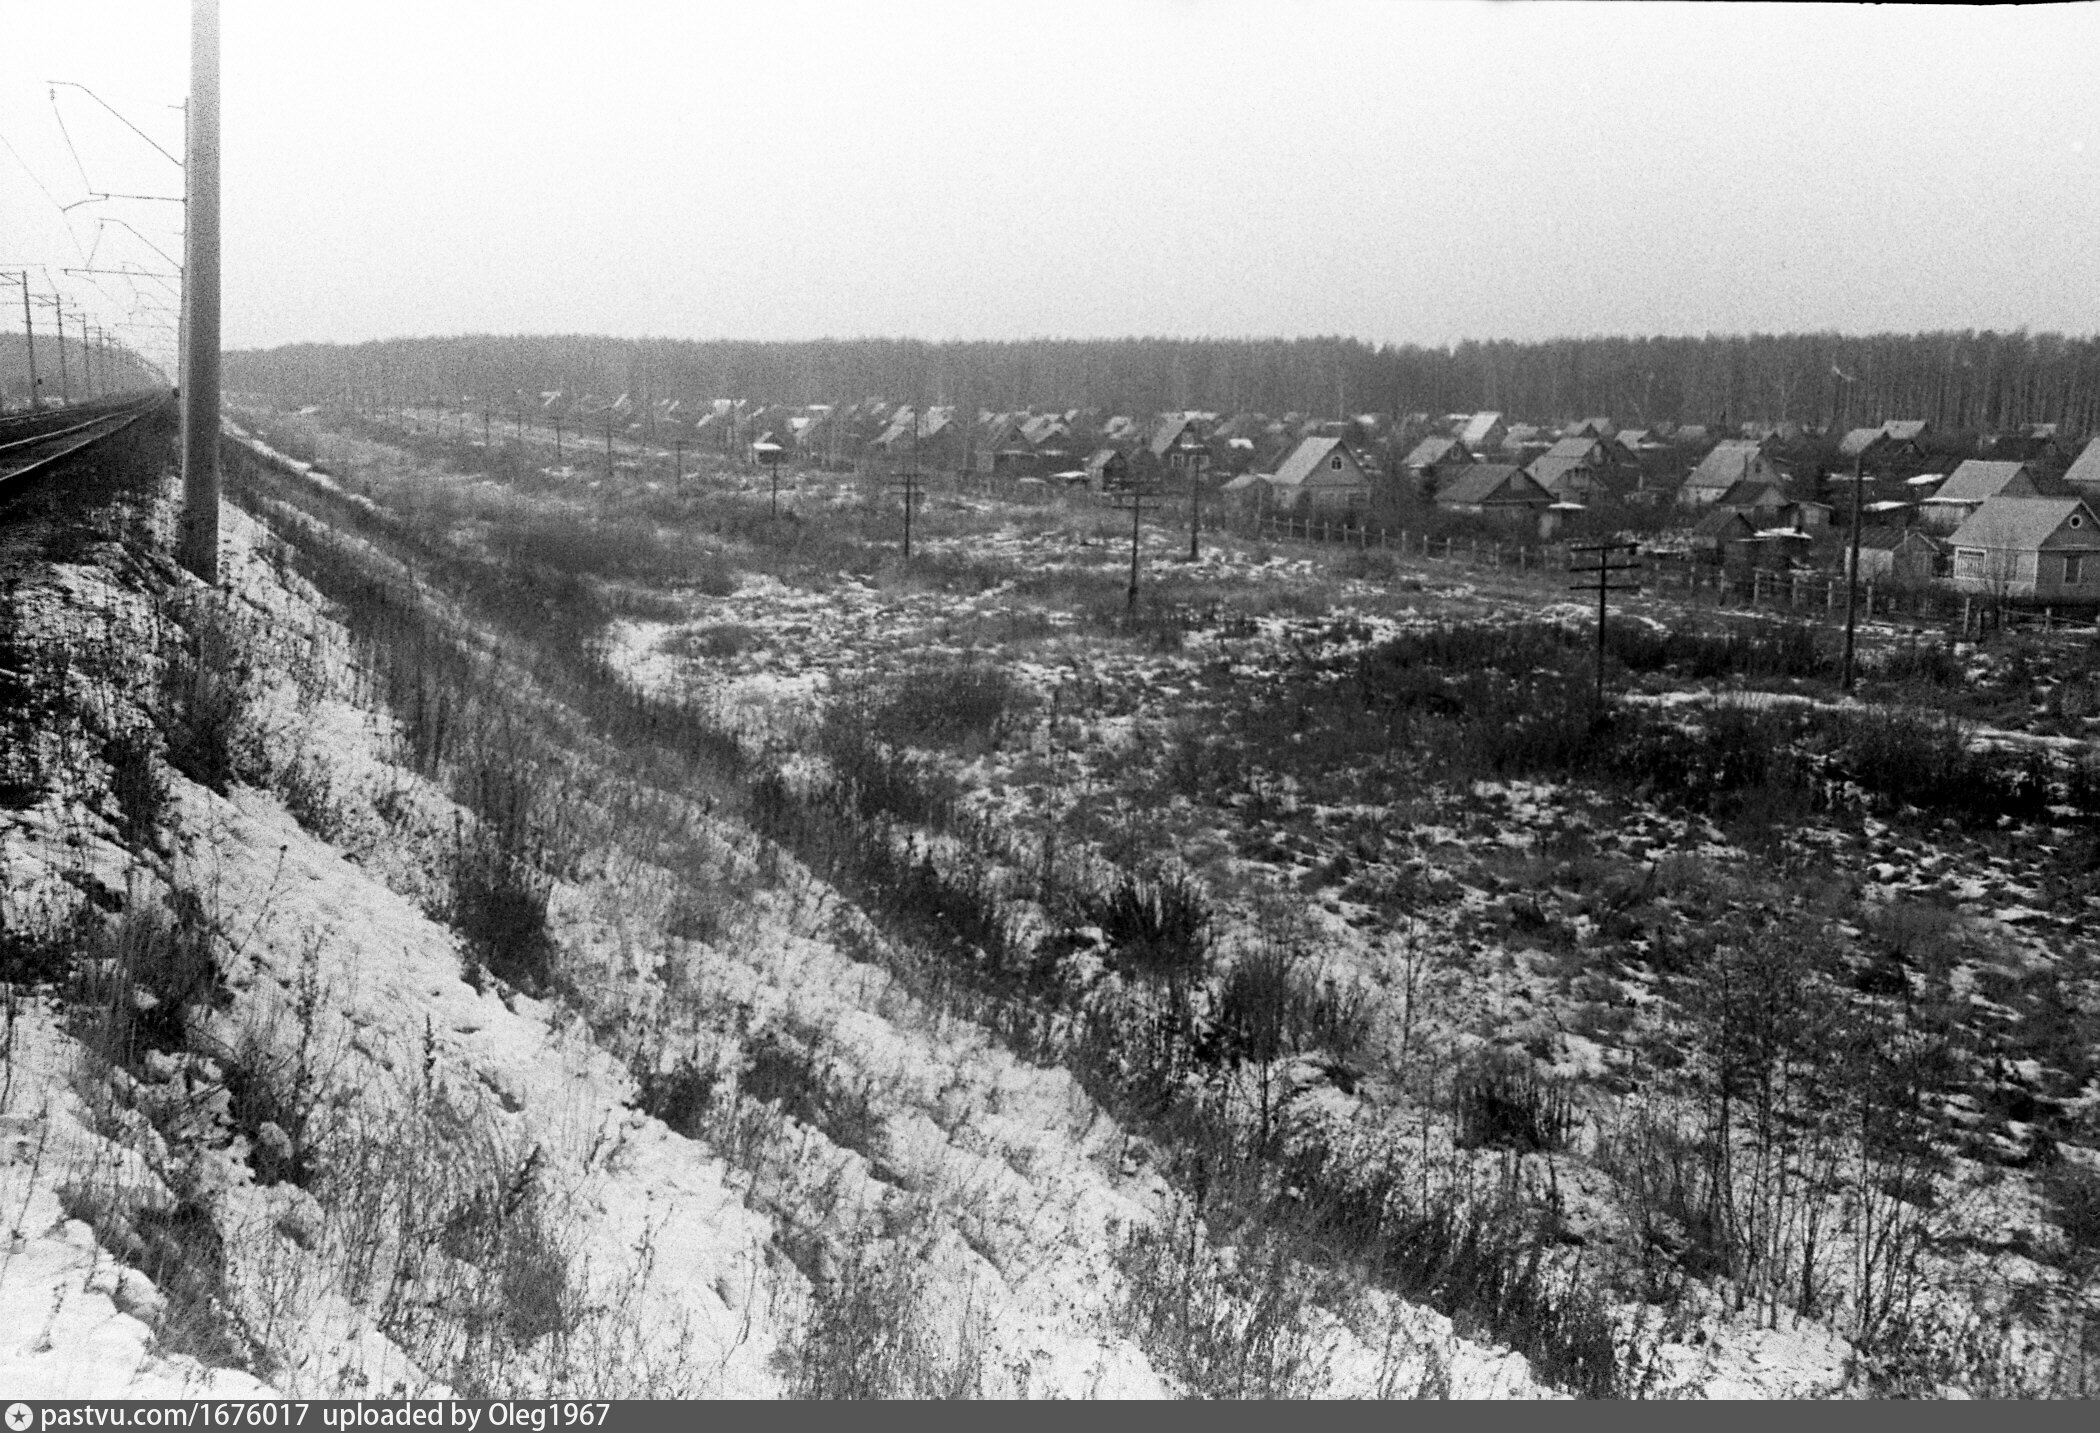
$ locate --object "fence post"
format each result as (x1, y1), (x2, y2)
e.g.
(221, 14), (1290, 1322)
(1865, 580), (1875, 616)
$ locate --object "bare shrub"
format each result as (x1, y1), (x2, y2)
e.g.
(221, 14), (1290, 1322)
(444, 740), (559, 995)
(1075, 865), (1212, 987)
(863, 659), (1030, 753)
(1453, 1050), (1576, 1154)
(67, 890), (225, 1074)
(159, 596), (261, 794)
(1112, 1212), (1331, 1398)
(104, 728), (167, 850)
(782, 1226), (988, 1399)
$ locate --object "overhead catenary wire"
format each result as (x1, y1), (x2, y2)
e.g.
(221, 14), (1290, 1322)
(43, 82), (184, 170)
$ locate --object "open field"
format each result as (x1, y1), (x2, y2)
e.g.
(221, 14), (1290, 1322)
(244, 403), (2100, 1393)
(2, 399), (2095, 1397)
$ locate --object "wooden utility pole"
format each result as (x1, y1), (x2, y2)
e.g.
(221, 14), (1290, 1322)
(40, 296), (70, 403)
(1569, 540), (1642, 705)
(1112, 464), (1164, 610)
(757, 442), (785, 517)
(1841, 449), (1867, 691)
(889, 412), (925, 558)
(12, 274), (38, 410)
(179, 0), (222, 583)
(79, 313), (94, 398)
(1179, 430), (1209, 562)
(672, 439), (684, 488)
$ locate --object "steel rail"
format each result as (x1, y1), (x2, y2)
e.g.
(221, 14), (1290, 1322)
(0, 395), (168, 492)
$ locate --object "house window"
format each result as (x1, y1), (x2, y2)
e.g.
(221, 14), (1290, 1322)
(1329, 455), (1343, 471)
(2065, 554), (2085, 586)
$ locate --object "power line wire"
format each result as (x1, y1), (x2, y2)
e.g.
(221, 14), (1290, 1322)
(44, 82), (182, 169)
(47, 86), (95, 193)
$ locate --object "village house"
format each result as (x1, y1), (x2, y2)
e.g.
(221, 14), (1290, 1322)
(1918, 459), (2045, 533)
(1836, 419), (1931, 476)
(1715, 476), (1791, 517)
(1985, 423), (2064, 462)
(1401, 435), (1472, 496)
(2063, 437), (2100, 497)
(1085, 447), (1132, 493)
(1781, 499), (1834, 531)
(1845, 526), (1945, 584)
(1146, 414), (1209, 478)
(1688, 505), (1758, 563)
(1947, 496), (2100, 599)
(1457, 410), (1508, 452)
(869, 405), (962, 473)
(975, 413), (1038, 476)
(1526, 435), (1638, 503)
(1678, 438), (1785, 509)
(1267, 436), (1373, 514)
(1434, 463), (1552, 518)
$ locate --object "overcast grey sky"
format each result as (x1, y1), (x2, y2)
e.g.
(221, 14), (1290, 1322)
(6, 1), (2099, 371)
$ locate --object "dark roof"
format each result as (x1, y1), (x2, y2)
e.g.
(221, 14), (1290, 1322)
(1437, 463), (1548, 507)
(1718, 478), (1789, 508)
(1691, 506), (1757, 538)
(1856, 525), (1939, 552)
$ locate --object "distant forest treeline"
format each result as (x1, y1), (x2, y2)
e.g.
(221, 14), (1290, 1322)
(1, 333), (165, 405)
(224, 329), (2100, 433)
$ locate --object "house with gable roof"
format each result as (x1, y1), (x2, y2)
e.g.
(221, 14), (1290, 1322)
(2062, 437), (2100, 498)
(1401, 435), (1473, 496)
(1845, 526), (1946, 584)
(1678, 439), (1785, 509)
(1919, 459), (2045, 532)
(1457, 411), (1508, 452)
(1837, 420), (1932, 476)
(1948, 496), (2100, 599)
(1525, 435), (1639, 504)
(1267, 436), (1373, 513)
(1434, 463), (1552, 517)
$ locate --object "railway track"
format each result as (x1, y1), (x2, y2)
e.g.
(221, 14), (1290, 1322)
(0, 392), (174, 494)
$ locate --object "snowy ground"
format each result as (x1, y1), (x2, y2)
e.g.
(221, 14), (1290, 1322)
(8, 405), (2093, 1399)
(0, 426), (1568, 1398)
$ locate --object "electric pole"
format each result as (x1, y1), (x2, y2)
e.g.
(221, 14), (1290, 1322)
(37, 296), (70, 403)
(1177, 426), (1209, 561)
(9, 274), (37, 410)
(1112, 460), (1163, 611)
(888, 409), (924, 558)
(80, 312), (94, 398)
(1841, 448), (1867, 692)
(179, 0), (222, 583)
(1569, 540), (1642, 706)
